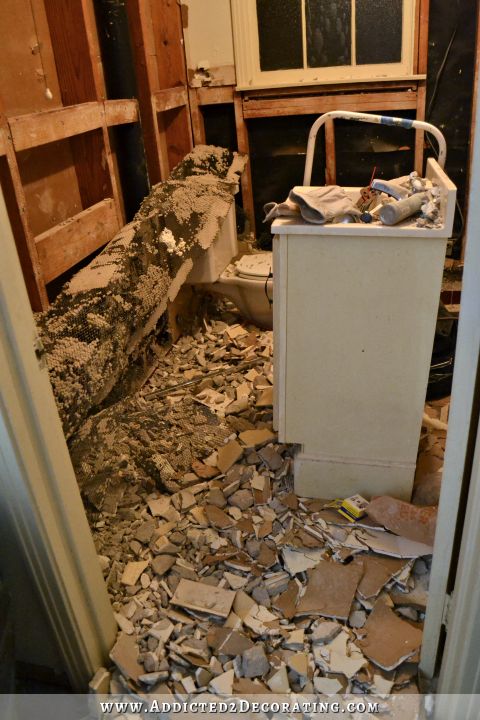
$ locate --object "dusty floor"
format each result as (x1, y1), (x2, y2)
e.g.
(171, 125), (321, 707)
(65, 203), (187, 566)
(87, 300), (444, 701)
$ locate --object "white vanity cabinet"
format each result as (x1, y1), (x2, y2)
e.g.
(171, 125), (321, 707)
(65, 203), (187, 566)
(272, 158), (456, 500)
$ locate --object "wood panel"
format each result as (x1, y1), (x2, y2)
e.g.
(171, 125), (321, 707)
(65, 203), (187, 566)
(188, 89), (206, 145)
(125, 0), (165, 184)
(0, 115), (47, 310)
(150, 0), (188, 88)
(414, 0), (430, 174)
(9, 103), (103, 151)
(35, 198), (119, 283)
(104, 99), (139, 126)
(44, 0), (122, 223)
(154, 88), (188, 112)
(242, 91), (419, 119)
(0, 127), (6, 157)
(44, 0), (104, 104)
(0, 0), (84, 239)
(244, 81), (418, 99)
(324, 118), (336, 185)
(149, 0), (192, 169)
(0, 0), (64, 114)
(234, 93), (255, 235)
(197, 86), (235, 106)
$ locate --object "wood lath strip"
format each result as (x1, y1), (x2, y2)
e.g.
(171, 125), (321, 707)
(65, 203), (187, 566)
(35, 198), (119, 283)
(154, 87), (188, 112)
(8, 100), (140, 152)
(242, 91), (419, 119)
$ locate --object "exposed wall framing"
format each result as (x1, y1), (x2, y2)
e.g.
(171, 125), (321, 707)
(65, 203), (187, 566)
(0, 0), (141, 310)
(0, 0), (433, 305)
(184, 0), (431, 237)
(125, 0), (193, 185)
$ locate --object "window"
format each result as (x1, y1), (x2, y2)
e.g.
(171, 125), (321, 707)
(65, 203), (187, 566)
(231, 0), (418, 90)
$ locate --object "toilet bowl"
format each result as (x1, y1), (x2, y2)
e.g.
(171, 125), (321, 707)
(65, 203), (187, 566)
(207, 252), (273, 329)
(186, 204), (274, 329)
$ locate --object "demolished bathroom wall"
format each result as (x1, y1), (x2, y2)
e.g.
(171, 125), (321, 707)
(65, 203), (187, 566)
(36, 146), (246, 439)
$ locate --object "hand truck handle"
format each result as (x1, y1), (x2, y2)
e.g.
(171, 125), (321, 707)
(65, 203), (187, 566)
(303, 110), (447, 186)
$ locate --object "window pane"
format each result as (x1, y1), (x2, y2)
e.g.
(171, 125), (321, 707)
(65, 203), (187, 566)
(306, 0), (352, 68)
(256, 0), (303, 71)
(356, 0), (403, 65)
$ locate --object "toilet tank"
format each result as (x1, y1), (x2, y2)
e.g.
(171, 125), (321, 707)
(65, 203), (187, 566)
(187, 202), (238, 284)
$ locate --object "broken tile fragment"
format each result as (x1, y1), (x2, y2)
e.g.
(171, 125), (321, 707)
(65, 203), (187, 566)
(171, 578), (235, 618)
(296, 561), (363, 620)
(114, 612), (134, 635)
(310, 620), (342, 645)
(228, 489), (254, 510)
(282, 547), (324, 575)
(357, 554), (409, 600)
(192, 460), (219, 479)
(349, 609), (367, 628)
(266, 664), (290, 693)
(242, 645), (270, 678)
(272, 580), (299, 620)
(238, 428), (275, 449)
(357, 599), (423, 671)
(314, 676), (343, 696)
(356, 529), (434, 558)
(209, 669), (234, 695)
(287, 652), (308, 678)
(121, 560), (149, 586)
(205, 504), (234, 529)
(258, 445), (283, 471)
(109, 633), (144, 684)
(314, 629), (366, 678)
(208, 627), (254, 656)
(134, 519), (157, 544)
(256, 386), (273, 407)
(366, 496), (437, 546)
(216, 440), (243, 473)
(151, 555), (176, 576)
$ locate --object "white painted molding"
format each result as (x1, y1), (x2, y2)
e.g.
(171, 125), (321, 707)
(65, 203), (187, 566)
(421, 46), (480, 681)
(0, 185), (116, 690)
(231, 0), (416, 90)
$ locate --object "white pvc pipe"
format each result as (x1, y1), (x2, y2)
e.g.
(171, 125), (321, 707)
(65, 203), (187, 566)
(303, 110), (448, 186)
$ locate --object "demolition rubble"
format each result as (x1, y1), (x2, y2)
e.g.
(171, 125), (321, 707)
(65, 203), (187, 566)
(85, 303), (435, 701)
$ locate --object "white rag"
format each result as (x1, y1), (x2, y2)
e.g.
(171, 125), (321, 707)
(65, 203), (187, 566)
(264, 185), (360, 224)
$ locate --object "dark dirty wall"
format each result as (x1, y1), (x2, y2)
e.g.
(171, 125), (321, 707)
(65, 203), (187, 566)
(203, 0), (478, 252)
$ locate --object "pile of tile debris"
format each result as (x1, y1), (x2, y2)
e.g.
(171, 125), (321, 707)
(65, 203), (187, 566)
(89, 303), (432, 703)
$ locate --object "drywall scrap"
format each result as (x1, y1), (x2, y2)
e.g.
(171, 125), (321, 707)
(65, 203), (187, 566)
(36, 146), (246, 440)
(85, 304), (432, 701)
(357, 599), (423, 671)
(366, 496), (437, 546)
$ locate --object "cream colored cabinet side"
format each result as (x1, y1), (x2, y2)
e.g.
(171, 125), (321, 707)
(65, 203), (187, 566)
(273, 234), (288, 438)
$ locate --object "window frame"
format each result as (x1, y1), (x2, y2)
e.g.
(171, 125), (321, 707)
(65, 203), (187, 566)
(231, 0), (421, 90)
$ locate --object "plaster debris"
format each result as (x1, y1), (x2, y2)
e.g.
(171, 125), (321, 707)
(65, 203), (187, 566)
(171, 578), (235, 618)
(313, 676), (343, 696)
(267, 664), (290, 693)
(75, 302), (432, 699)
(121, 561), (149, 586)
(366, 496), (437, 546)
(296, 562), (364, 620)
(242, 645), (270, 678)
(357, 600), (423, 671)
(209, 669), (234, 695)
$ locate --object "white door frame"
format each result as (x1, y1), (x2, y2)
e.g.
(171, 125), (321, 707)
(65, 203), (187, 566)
(421, 50), (480, 685)
(0, 185), (116, 691)
(430, 43), (480, 710)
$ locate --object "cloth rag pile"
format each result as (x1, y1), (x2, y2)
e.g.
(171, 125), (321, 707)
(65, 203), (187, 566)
(264, 185), (361, 225)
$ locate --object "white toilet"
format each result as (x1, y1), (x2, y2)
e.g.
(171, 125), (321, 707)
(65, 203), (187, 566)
(187, 204), (274, 329)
